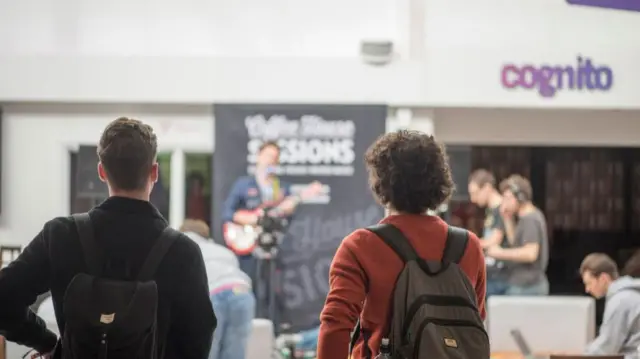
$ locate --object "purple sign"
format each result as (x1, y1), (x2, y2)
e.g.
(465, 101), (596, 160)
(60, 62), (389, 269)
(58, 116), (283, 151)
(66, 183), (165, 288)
(501, 56), (613, 98)
(567, 0), (640, 12)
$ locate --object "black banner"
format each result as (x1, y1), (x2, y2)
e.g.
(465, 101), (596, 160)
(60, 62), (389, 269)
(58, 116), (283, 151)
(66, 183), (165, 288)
(212, 104), (387, 330)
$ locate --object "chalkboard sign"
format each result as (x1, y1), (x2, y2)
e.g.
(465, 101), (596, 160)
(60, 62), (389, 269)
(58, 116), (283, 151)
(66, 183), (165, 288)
(75, 145), (108, 198)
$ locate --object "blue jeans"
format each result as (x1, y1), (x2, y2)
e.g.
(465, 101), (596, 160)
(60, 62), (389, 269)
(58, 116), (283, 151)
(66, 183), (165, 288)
(505, 278), (549, 296)
(210, 286), (256, 359)
(486, 278), (509, 297)
(297, 326), (320, 351)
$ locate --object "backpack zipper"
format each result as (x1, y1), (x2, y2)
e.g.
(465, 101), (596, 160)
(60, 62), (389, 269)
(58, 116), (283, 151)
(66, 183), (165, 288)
(412, 317), (488, 358)
(402, 295), (479, 338)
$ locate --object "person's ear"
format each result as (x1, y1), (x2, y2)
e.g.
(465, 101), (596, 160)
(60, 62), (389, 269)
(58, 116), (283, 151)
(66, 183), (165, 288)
(150, 163), (159, 183)
(97, 163), (107, 183)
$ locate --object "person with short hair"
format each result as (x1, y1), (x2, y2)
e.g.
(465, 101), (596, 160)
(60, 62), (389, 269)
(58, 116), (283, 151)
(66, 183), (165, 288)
(221, 140), (323, 330)
(0, 117), (216, 359)
(468, 169), (509, 296)
(486, 174), (549, 295)
(317, 130), (486, 359)
(186, 172), (209, 223)
(580, 253), (640, 357)
(180, 219), (254, 359)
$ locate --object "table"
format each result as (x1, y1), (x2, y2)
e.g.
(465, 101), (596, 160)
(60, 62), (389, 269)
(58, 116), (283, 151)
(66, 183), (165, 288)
(0, 336), (6, 359)
(491, 352), (603, 359)
(491, 352), (557, 359)
(491, 352), (527, 359)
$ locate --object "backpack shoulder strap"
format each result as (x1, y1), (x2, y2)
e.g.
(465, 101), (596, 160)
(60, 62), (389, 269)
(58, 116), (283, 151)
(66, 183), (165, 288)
(351, 224), (418, 356)
(442, 225), (469, 264)
(72, 213), (103, 276)
(137, 227), (180, 281)
(365, 223), (418, 263)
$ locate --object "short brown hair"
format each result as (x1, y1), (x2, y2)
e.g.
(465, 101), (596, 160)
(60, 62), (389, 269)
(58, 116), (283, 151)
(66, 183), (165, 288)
(499, 174), (533, 202)
(259, 141), (280, 153)
(364, 130), (454, 214)
(622, 250), (640, 278)
(180, 219), (210, 238)
(98, 117), (157, 191)
(469, 169), (496, 188)
(580, 253), (619, 279)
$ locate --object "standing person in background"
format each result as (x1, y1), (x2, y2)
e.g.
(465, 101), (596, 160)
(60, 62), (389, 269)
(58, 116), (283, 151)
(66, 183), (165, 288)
(580, 253), (640, 358)
(468, 169), (510, 296)
(181, 219), (254, 359)
(317, 130), (486, 359)
(221, 141), (322, 277)
(0, 117), (216, 359)
(486, 174), (549, 295)
(186, 172), (210, 224)
(221, 141), (323, 330)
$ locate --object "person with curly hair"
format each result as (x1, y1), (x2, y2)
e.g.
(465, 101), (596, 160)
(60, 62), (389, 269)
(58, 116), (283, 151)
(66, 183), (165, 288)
(316, 130), (486, 359)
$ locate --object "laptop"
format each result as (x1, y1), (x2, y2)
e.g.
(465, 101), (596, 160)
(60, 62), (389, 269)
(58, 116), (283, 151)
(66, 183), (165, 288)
(510, 329), (548, 359)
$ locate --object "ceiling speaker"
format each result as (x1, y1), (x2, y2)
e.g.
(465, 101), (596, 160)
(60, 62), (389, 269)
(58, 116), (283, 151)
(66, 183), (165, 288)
(360, 40), (394, 66)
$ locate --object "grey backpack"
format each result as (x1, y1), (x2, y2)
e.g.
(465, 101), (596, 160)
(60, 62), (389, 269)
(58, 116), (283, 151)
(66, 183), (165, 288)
(349, 224), (489, 359)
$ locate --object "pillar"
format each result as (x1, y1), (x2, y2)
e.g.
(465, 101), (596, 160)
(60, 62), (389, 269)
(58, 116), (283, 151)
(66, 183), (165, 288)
(169, 149), (185, 229)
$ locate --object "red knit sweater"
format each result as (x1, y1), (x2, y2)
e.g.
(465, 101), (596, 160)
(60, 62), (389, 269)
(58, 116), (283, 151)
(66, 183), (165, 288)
(317, 214), (486, 359)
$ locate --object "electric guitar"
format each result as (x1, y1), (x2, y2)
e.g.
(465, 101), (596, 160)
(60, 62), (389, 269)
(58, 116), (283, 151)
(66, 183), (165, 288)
(223, 181), (323, 255)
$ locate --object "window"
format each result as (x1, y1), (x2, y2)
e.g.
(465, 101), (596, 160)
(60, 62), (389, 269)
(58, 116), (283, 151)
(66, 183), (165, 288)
(69, 149), (172, 218)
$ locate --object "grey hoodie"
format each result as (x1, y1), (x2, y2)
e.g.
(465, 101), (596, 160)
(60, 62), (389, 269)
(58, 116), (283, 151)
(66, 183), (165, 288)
(184, 232), (252, 291)
(585, 276), (640, 358)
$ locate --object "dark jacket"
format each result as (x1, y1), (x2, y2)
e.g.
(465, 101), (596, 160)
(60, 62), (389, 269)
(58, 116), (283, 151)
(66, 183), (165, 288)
(0, 197), (216, 358)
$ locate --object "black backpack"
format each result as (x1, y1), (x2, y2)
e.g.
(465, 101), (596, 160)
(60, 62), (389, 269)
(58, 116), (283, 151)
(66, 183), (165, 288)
(59, 213), (178, 359)
(349, 224), (489, 359)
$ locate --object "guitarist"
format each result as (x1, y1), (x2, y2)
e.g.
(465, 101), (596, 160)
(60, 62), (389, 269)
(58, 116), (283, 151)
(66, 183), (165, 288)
(221, 140), (323, 277)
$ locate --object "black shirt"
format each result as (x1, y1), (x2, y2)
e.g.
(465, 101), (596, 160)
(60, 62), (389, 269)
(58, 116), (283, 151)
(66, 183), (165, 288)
(483, 204), (507, 278)
(483, 204), (505, 239)
(0, 197), (216, 358)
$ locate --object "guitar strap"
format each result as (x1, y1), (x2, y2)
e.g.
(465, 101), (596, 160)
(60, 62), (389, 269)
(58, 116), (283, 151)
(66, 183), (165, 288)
(272, 177), (280, 201)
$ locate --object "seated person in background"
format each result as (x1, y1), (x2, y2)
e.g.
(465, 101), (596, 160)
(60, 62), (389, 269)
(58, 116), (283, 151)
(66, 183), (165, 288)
(317, 130), (486, 359)
(180, 219), (255, 359)
(486, 175), (549, 295)
(468, 169), (509, 296)
(581, 253), (640, 358)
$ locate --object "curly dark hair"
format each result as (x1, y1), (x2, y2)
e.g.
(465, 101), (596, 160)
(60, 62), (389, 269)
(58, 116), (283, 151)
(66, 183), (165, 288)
(364, 130), (455, 214)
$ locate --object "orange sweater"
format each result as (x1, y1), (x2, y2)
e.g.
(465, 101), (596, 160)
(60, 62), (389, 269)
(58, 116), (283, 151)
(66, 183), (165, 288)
(317, 214), (486, 359)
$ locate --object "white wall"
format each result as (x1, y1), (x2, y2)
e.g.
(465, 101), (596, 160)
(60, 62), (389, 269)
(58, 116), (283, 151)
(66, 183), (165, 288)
(423, 0), (640, 108)
(0, 104), (212, 246)
(424, 0), (639, 48)
(0, 0), (423, 104)
(0, 0), (398, 57)
(2, 104), (640, 247)
(1, 0), (639, 108)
